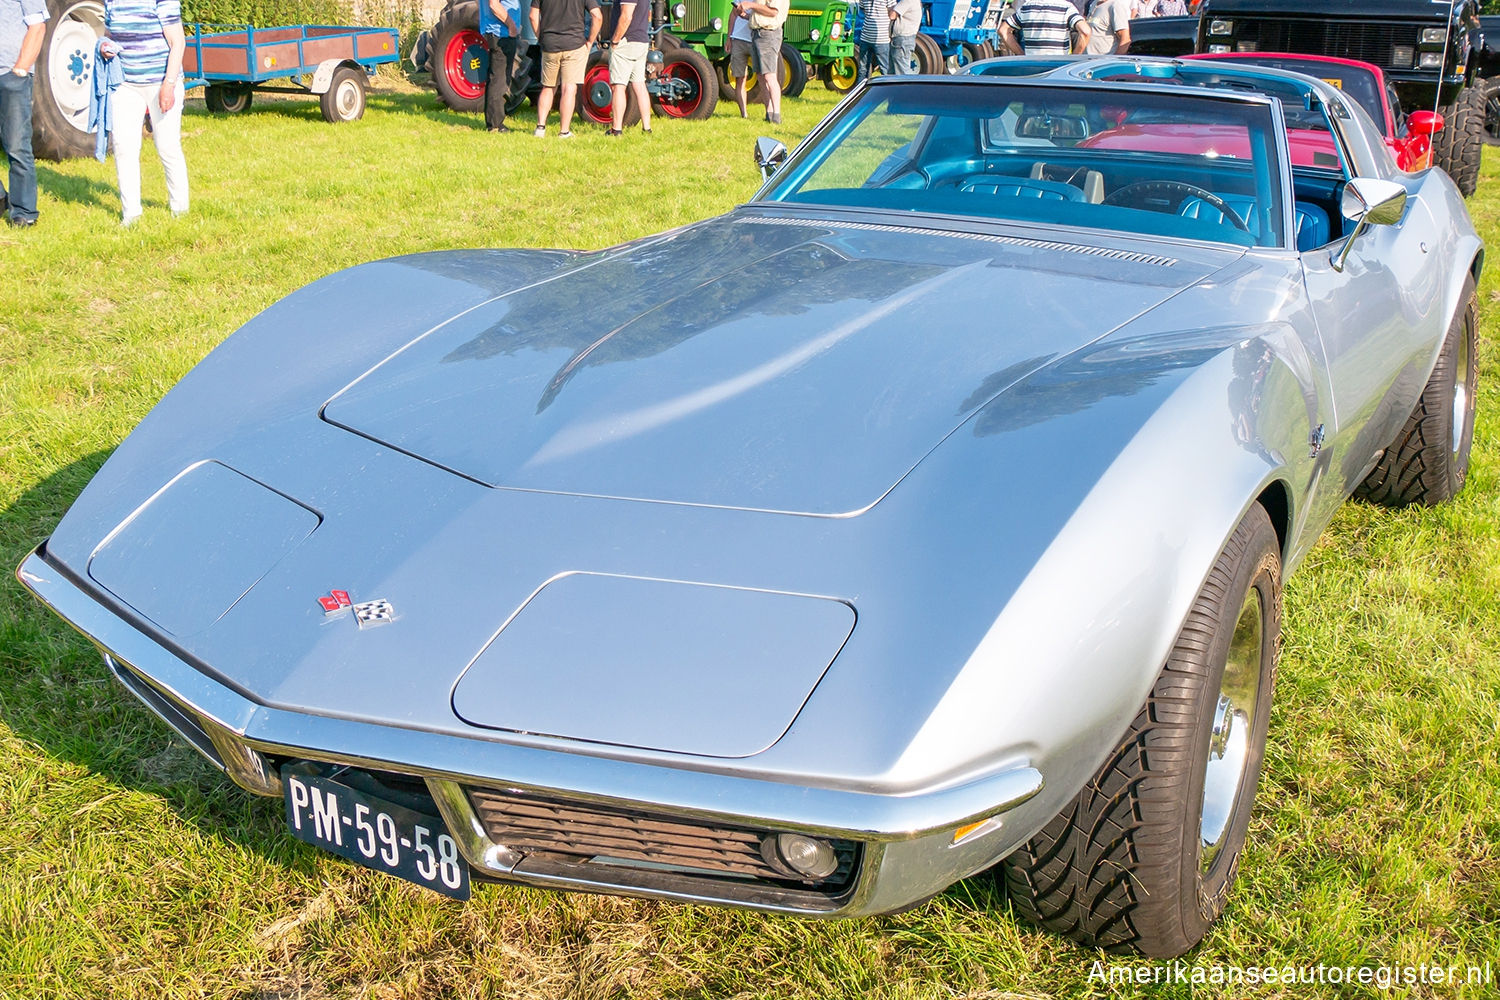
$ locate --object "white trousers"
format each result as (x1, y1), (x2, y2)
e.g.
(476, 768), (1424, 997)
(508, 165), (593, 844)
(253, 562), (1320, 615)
(112, 80), (189, 221)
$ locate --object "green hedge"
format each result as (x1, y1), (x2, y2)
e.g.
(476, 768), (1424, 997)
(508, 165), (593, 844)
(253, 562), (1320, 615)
(182, 0), (430, 33)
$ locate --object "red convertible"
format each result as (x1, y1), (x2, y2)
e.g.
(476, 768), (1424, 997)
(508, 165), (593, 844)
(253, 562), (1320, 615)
(1187, 53), (1443, 171)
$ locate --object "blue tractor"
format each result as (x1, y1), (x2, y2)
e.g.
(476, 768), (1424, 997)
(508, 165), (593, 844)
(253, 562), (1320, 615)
(850, 0), (1005, 74)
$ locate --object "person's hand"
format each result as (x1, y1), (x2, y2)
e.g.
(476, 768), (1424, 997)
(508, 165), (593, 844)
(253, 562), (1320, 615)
(159, 79), (177, 113)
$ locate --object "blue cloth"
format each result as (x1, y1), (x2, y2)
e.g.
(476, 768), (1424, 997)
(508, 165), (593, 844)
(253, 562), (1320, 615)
(480, 0), (523, 38)
(90, 39), (123, 162)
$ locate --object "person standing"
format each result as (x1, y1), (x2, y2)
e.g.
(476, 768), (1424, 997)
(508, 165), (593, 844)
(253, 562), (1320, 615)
(606, 0), (651, 135)
(481, 0), (524, 131)
(102, 0), (189, 224)
(855, 0), (894, 78)
(726, 2), (754, 117)
(888, 0), (919, 74)
(0, 0), (47, 227)
(735, 0), (786, 124)
(1084, 0), (1130, 53)
(530, 0), (601, 137)
(1000, 0), (1090, 54)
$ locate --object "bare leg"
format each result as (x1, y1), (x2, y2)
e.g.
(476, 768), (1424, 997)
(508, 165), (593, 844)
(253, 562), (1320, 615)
(610, 82), (627, 130)
(735, 76), (747, 117)
(559, 81), (577, 133)
(764, 71), (781, 119)
(630, 78), (651, 130)
(535, 85), (555, 131)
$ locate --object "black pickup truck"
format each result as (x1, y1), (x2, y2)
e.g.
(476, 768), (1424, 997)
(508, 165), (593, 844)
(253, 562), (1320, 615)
(1125, 1), (1487, 195)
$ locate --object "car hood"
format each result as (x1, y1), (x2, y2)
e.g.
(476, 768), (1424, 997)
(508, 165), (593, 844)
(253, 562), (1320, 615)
(322, 210), (1233, 515)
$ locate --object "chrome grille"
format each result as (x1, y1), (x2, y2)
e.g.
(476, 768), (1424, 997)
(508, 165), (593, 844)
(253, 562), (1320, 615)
(468, 787), (858, 887)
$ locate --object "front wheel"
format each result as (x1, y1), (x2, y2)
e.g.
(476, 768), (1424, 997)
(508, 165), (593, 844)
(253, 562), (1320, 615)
(820, 55), (862, 93)
(320, 66), (366, 122)
(653, 46), (718, 119)
(778, 42), (808, 98)
(1355, 277), (1479, 506)
(1483, 77), (1500, 146)
(1433, 84), (1484, 196)
(1002, 504), (1282, 958)
(912, 33), (944, 75)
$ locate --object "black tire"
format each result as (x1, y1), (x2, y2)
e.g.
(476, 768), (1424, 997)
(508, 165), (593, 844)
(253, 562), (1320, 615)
(653, 46), (718, 120)
(430, 0), (487, 114)
(204, 84), (253, 115)
(320, 66), (366, 123)
(31, 0), (106, 160)
(912, 33), (944, 75)
(779, 42), (808, 98)
(959, 41), (990, 68)
(1433, 83), (1484, 197)
(1483, 77), (1500, 147)
(1002, 505), (1282, 958)
(717, 58), (737, 103)
(820, 55), (862, 93)
(1355, 277), (1479, 507)
(579, 51), (641, 127)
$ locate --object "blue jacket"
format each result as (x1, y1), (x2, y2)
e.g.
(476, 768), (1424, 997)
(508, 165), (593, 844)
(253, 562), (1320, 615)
(89, 40), (123, 162)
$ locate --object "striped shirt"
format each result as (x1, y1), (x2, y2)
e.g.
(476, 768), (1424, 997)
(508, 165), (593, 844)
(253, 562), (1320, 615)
(1002, 0), (1083, 54)
(858, 0), (894, 44)
(105, 0), (180, 85)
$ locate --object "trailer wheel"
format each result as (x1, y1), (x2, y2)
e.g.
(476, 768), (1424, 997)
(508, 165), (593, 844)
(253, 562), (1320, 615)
(820, 56), (861, 93)
(431, 0), (487, 113)
(204, 84), (253, 114)
(1433, 82), (1484, 197)
(32, 0), (105, 160)
(320, 66), (366, 122)
(912, 33), (943, 75)
(654, 46), (718, 119)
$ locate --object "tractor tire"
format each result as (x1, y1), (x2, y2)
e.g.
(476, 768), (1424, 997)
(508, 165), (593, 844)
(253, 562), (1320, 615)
(958, 41), (990, 69)
(820, 56), (862, 93)
(779, 42), (808, 98)
(204, 84), (253, 114)
(31, 0), (106, 161)
(654, 46), (718, 119)
(1002, 504), (1282, 958)
(320, 65), (367, 123)
(912, 33), (944, 75)
(1355, 277), (1478, 507)
(430, 1), (487, 113)
(579, 52), (641, 127)
(1433, 83), (1484, 197)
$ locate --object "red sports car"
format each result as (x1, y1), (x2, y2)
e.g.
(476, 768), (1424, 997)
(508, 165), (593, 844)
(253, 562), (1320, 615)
(1187, 53), (1443, 171)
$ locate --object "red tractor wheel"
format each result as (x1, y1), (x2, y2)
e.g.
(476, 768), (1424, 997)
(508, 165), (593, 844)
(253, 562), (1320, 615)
(579, 54), (642, 126)
(431, 1), (487, 113)
(653, 46), (718, 119)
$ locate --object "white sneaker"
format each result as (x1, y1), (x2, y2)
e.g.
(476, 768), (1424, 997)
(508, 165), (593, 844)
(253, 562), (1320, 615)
(533, 126), (545, 137)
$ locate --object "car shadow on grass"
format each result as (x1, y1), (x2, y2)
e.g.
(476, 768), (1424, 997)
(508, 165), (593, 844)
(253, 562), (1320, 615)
(0, 452), (304, 867)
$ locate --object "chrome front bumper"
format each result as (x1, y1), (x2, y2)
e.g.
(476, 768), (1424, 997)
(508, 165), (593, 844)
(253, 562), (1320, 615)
(18, 547), (1045, 915)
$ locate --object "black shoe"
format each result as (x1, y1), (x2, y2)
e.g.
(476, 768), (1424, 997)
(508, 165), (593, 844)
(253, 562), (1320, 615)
(0, 193), (8, 216)
(7, 216), (36, 228)
(606, 128), (623, 136)
(488, 124), (512, 133)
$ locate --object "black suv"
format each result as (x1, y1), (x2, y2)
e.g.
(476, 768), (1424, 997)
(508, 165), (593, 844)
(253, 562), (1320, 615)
(1196, 0), (1485, 194)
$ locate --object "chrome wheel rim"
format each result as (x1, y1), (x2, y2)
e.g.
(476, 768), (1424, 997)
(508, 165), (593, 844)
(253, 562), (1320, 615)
(1453, 329), (1472, 457)
(1200, 587), (1263, 873)
(47, 1), (106, 132)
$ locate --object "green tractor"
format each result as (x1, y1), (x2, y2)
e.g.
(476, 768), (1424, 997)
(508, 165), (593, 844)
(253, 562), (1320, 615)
(667, 0), (859, 99)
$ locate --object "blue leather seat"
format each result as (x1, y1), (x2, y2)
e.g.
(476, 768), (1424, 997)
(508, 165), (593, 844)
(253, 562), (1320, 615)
(1292, 202), (1331, 252)
(958, 175), (1085, 201)
(1178, 195), (1333, 251)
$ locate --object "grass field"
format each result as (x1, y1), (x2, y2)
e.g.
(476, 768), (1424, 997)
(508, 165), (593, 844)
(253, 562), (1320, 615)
(2, 78), (1498, 1000)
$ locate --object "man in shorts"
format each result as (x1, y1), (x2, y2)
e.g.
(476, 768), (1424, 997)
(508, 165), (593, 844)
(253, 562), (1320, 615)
(530, 0), (601, 137)
(735, 0), (787, 123)
(606, 0), (651, 134)
(726, 2), (754, 117)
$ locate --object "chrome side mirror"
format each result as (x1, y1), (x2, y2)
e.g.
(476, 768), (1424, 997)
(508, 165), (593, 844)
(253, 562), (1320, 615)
(755, 137), (788, 180)
(1331, 177), (1407, 272)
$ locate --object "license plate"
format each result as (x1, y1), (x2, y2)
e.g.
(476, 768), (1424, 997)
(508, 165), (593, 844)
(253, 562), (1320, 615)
(283, 771), (471, 900)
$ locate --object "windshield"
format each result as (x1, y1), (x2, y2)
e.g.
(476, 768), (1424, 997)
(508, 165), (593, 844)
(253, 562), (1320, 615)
(757, 81), (1287, 249)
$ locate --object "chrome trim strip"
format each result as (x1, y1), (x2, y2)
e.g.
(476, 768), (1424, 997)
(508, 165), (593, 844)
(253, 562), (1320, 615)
(17, 547), (1044, 842)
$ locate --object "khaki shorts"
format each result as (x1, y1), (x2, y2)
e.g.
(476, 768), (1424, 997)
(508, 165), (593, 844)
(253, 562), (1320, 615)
(751, 28), (782, 79)
(541, 44), (589, 87)
(609, 39), (649, 84)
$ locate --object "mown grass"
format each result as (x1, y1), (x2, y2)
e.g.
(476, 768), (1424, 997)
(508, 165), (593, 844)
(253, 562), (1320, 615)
(2, 78), (1498, 999)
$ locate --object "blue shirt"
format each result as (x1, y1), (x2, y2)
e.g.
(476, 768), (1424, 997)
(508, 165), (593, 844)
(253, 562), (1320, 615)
(105, 0), (182, 85)
(480, 0), (524, 38)
(0, 0), (48, 75)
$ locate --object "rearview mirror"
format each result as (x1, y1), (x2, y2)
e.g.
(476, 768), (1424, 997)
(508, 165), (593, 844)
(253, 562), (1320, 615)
(755, 137), (788, 180)
(1405, 109), (1444, 136)
(1332, 177), (1408, 271)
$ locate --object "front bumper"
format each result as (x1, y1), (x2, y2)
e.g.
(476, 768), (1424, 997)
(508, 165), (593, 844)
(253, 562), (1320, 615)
(18, 546), (1044, 915)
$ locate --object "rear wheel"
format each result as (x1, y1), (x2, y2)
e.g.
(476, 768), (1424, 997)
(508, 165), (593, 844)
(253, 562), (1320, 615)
(1002, 505), (1282, 958)
(204, 83), (253, 114)
(579, 53), (641, 126)
(32, 0), (105, 160)
(430, 1), (487, 113)
(820, 55), (861, 92)
(912, 33), (944, 75)
(1433, 83), (1484, 196)
(320, 66), (367, 122)
(653, 46), (718, 119)
(1355, 278), (1479, 506)
(957, 41), (990, 69)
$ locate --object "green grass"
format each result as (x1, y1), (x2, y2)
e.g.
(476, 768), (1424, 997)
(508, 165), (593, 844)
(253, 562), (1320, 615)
(2, 78), (1499, 999)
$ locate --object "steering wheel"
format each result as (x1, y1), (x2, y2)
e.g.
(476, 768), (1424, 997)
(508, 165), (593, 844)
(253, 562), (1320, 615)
(1103, 181), (1252, 234)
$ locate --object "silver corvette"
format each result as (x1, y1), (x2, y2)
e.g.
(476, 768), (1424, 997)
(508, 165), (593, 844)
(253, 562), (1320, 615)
(18, 59), (1481, 958)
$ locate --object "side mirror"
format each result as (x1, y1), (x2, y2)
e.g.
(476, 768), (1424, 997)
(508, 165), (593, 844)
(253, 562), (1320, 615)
(755, 136), (788, 179)
(1406, 109), (1444, 136)
(1332, 177), (1408, 271)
